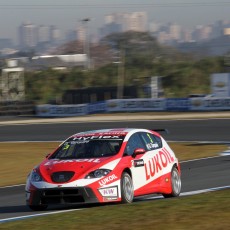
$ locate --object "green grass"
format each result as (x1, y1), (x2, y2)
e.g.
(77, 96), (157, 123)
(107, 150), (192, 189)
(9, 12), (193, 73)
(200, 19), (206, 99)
(1, 190), (229, 229)
(0, 142), (227, 187)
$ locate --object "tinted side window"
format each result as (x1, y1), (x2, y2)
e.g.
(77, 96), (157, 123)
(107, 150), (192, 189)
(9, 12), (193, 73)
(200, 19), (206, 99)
(140, 132), (162, 151)
(124, 133), (146, 156)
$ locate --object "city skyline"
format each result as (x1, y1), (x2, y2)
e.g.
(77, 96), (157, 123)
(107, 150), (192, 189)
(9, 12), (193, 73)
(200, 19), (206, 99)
(0, 0), (229, 43)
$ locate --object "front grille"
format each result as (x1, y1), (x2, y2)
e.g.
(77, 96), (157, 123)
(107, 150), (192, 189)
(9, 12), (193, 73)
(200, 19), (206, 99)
(40, 188), (92, 204)
(51, 171), (75, 183)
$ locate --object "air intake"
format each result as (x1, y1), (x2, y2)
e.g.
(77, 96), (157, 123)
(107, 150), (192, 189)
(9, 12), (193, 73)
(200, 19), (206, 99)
(51, 171), (75, 183)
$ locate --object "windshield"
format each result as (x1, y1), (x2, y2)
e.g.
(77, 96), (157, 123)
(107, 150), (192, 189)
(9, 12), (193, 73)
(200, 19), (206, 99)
(50, 136), (124, 159)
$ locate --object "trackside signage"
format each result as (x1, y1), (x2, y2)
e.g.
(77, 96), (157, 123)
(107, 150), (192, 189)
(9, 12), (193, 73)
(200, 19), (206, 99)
(106, 99), (165, 112)
(165, 98), (190, 111)
(190, 98), (230, 111)
(36, 104), (87, 117)
(36, 97), (230, 116)
(211, 73), (230, 97)
(87, 102), (107, 114)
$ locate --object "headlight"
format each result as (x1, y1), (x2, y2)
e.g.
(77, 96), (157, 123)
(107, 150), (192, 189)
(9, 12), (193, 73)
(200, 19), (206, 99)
(85, 169), (111, 179)
(30, 170), (43, 182)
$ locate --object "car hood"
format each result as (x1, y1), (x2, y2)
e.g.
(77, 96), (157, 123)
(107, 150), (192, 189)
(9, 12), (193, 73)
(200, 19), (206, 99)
(39, 157), (111, 183)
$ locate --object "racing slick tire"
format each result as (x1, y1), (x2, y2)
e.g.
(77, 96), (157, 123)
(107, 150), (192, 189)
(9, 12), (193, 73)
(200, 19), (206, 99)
(163, 166), (181, 198)
(121, 172), (134, 203)
(29, 204), (48, 211)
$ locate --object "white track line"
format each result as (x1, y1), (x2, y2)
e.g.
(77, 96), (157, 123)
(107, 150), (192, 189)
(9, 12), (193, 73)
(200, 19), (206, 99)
(0, 208), (81, 223)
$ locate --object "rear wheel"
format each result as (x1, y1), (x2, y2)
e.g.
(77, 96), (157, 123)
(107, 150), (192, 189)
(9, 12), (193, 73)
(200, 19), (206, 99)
(29, 204), (48, 211)
(121, 172), (134, 203)
(163, 166), (181, 198)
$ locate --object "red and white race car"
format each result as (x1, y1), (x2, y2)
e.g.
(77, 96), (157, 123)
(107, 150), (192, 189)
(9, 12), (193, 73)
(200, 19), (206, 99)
(26, 128), (181, 210)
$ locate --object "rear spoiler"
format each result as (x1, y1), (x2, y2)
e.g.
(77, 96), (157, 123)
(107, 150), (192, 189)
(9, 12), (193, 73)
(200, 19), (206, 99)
(153, 129), (169, 134)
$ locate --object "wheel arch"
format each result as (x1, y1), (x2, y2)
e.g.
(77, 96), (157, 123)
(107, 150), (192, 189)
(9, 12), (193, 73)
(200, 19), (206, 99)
(173, 162), (181, 174)
(122, 167), (132, 178)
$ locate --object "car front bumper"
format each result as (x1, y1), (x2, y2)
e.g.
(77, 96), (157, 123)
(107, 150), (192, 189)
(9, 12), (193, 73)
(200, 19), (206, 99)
(26, 186), (99, 206)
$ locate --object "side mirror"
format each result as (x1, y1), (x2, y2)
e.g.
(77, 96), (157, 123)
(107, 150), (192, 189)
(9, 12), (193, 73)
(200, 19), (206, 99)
(132, 148), (146, 158)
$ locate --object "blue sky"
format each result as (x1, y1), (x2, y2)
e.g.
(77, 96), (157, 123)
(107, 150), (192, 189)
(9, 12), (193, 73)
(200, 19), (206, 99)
(0, 0), (229, 43)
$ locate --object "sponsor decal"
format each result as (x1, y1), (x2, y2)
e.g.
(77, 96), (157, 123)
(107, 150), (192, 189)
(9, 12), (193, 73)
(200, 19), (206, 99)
(215, 82), (226, 88)
(99, 186), (118, 197)
(107, 101), (118, 108)
(121, 100), (164, 109)
(71, 140), (89, 144)
(99, 174), (118, 186)
(146, 143), (159, 149)
(73, 135), (122, 141)
(166, 98), (190, 111)
(204, 98), (230, 107)
(133, 159), (144, 167)
(87, 102), (106, 114)
(44, 158), (101, 166)
(191, 99), (202, 107)
(103, 197), (118, 201)
(145, 148), (174, 181)
(75, 131), (126, 137)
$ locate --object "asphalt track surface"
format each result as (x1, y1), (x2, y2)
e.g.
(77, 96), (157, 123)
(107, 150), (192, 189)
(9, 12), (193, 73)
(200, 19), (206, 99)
(0, 114), (230, 222)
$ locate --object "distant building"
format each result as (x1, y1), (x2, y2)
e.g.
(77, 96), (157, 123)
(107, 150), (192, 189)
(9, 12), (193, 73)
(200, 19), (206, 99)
(38, 25), (50, 43)
(169, 23), (181, 41)
(100, 11), (148, 38)
(224, 27), (230, 36)
(50, 25), (61, 44)
(127, 12), (147, 32)
(18, 22), (38, 49)
(77, 25), (86, 43)
(121, 12), (147, 32)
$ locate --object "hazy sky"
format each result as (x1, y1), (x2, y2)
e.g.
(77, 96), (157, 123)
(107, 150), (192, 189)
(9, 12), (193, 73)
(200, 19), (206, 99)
(0, 0), (229, 43)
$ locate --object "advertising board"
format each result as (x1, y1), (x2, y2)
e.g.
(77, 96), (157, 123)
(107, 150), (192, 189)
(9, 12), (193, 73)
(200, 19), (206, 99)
(211, 73), (230, 97)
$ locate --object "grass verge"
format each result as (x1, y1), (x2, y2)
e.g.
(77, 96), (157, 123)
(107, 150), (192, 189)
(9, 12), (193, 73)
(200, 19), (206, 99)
(0, 142), (227, 187)
(1, 189), (229, 229)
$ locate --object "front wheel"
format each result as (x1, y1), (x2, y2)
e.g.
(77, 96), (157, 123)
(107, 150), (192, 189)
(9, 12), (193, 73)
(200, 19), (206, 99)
(163, 166), (181, 198)
(121, 172), (134, 203)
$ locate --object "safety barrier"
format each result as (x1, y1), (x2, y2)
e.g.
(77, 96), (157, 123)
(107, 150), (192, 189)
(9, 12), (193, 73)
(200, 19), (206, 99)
(35, 97), (230, 117)
(0, 101), (35, 116)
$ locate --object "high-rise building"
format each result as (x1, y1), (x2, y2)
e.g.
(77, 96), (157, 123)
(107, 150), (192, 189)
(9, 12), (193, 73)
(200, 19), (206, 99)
(38, 25), (50, 43)
(18, 22), (38, 49)
(103, 11), (148, 35)
(50, 26), (61, 44)
(127, 12), (147, 32)
(77, 25), (86, 43)
(169, 23), (181, 41)
(200, 25), (213, 41)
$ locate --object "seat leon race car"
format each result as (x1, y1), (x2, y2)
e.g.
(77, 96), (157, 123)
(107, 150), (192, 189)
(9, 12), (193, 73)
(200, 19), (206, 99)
(26, 128), (181, 210)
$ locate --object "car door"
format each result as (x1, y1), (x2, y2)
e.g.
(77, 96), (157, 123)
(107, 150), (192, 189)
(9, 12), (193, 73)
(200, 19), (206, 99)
(139, 131), (164, 192)
(124, 132), (148, 192)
